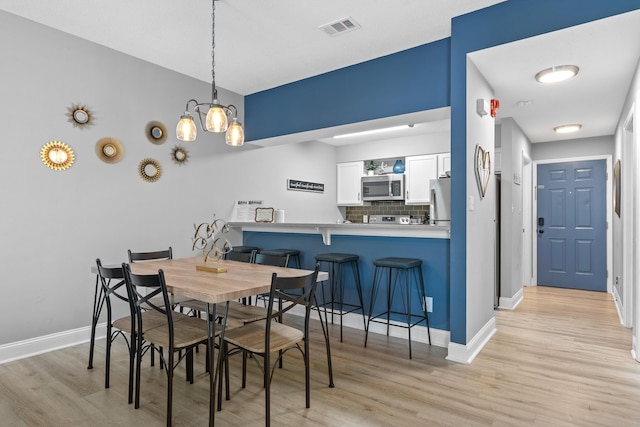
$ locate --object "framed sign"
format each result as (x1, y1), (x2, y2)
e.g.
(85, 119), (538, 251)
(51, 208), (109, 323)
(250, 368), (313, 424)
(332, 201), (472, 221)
(287, 179), (324, 193)
(255, 207), (275, 223)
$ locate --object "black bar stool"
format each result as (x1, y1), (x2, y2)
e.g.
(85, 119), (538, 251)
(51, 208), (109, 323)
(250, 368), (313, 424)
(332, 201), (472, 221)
(365, 257), (431, 359)
(259, 249), (301, 268)
(314, 252), (366, 342)
(228, 245), (260, 255)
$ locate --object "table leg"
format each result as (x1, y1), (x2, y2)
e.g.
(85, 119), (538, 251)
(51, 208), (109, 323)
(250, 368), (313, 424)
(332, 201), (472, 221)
(314, 295), (334, 388)
(207, 301), (229, 427)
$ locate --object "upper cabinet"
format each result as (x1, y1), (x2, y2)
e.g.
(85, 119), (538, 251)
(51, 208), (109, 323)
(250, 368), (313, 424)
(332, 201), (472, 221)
(336, 161), (364, 206)
(405, 155), (438, 204)
(437, 153), (451, 178)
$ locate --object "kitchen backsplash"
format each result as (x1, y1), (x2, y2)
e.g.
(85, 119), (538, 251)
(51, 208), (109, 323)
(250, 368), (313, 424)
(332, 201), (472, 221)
(346, 201), (430, 224)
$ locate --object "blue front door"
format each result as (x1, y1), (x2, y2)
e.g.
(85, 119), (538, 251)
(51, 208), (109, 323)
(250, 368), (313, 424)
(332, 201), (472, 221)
(537, 160), (607, 291)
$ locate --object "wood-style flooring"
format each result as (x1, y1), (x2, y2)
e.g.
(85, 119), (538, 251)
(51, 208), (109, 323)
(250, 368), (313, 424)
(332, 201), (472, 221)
(1, 286), (640, 426)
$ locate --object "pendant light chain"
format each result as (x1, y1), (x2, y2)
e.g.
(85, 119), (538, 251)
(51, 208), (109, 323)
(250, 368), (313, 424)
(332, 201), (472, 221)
(211, 0), (217, 102)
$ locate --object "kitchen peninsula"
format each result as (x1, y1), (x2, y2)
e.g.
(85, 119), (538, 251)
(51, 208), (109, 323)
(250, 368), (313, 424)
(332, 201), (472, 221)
(228, 221), (451, 343)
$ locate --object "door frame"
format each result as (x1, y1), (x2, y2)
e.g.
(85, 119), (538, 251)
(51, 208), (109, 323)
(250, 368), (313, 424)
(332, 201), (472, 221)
(532, 154), (612, 292)
(620, 106), (635, 328)
(522, 152), (533, 286)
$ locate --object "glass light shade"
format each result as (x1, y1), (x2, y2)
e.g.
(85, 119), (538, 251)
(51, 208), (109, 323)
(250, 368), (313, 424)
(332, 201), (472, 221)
(176, 113), (197, 141)
(535, 65), (579, 84)
(48, 148), (68, 164)
(206, 103), (228, 132)
(225, 118), (244, 146)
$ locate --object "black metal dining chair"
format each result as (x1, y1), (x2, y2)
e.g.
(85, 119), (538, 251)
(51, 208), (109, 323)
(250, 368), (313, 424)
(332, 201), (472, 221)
(218, 264), (320, 427)
(122, 263), (210, 426)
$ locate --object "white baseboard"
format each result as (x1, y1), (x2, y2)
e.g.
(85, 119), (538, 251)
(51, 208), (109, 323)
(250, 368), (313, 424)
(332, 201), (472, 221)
(1, 307), (451, 365)
(498, 288), (523, 310)
(446, 316), (496, 364)
(0, 323), (106, 365)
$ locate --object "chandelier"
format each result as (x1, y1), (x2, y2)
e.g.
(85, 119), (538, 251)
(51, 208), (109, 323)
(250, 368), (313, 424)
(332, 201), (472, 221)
(176, 0), (244, 146)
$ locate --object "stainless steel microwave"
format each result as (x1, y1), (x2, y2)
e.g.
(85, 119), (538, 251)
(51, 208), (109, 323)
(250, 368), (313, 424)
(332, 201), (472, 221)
(361, 175), (405, 201)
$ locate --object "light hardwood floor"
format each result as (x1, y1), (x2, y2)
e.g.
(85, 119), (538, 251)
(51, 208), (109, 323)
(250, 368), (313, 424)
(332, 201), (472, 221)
(2, 286), (640, 426)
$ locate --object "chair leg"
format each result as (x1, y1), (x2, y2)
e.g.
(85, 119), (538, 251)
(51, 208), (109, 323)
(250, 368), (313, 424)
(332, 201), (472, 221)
(166, 350), (174, 426)
(105, 323), (112, 389)
(265, 350), (271, 427)
(88, 275), (103, 370)
(128, 334), (135, 404)
(134, 337), (143, 409)
(313, 295), (334, 388)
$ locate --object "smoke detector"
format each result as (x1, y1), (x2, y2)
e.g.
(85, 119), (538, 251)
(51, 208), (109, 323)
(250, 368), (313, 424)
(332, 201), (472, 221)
(319, 17), (361, 36)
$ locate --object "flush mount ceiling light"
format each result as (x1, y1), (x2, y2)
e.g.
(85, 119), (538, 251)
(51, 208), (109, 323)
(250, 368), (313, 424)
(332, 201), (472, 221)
(333, 125), (412, 139)
(176, 0), (244, 146)
(554, 124), (582, 134)
(535, 65), (579, 84)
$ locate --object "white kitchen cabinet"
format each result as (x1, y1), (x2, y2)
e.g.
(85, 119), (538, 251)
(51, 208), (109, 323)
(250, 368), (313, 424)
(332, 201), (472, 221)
(336, 161), (364, 206)
(405, 155), (438, 204)
(438, 152), (451, 178)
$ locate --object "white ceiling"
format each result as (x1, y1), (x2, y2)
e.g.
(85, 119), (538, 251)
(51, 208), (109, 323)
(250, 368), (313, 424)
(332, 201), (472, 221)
(1, 1), (639, 144)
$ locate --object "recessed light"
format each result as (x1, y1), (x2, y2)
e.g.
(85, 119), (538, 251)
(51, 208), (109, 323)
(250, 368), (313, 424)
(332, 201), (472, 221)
(554, 124), (582, 134)
(535, 65), (579, 84)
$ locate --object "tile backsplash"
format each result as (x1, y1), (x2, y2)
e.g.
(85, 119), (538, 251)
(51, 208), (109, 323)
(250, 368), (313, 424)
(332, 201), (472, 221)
(345, 201), (430, 224)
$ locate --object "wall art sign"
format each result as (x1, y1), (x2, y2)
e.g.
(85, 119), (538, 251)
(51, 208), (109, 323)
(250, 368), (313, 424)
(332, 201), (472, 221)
(287, 179), (324, 193)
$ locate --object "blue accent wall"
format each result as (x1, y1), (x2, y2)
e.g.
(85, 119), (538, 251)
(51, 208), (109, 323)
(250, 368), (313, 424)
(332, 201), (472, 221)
(242, 231), (451, 331)
(449, 0), (640, 344)
(240, 0), (640, 348)
(244, 39), (451, 142)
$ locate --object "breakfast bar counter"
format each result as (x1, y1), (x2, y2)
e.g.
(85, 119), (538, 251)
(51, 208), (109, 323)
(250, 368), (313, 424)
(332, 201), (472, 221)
(228, 221), (450, 245)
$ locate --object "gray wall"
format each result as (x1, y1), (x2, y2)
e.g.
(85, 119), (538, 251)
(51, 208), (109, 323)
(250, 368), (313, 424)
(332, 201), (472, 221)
(0, 11), (340, 346)
(498, 118), (533, 301)
(465, 58), (496, 340)
(532, 136), (614, 161)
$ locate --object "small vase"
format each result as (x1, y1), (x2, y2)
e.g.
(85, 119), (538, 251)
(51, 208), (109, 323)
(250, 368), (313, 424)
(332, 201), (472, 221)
(393, 159), (405, 174)
(367, 170), (375, 176)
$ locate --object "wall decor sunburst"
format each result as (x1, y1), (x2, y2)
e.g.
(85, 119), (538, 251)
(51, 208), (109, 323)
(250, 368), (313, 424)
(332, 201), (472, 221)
(171, 145), (189, 165)
(66, 103), (94, 129)
(95, 137), (124, 164)
(145, 121), (167, 144)
(41, 141), (75, 171)
(138, 158), (162, 183)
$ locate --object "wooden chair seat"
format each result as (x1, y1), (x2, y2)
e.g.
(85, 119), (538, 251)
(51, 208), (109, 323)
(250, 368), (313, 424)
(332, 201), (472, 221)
(224, 320), (303, 353)
(181, 299), (269, 328)
(143, 315), (210, 350)
(112, 310), (184, 334)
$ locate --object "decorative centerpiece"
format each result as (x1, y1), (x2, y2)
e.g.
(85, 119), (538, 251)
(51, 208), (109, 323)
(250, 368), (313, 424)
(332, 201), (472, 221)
(365, 161), (377, 176)
(192, 217), (232, 273)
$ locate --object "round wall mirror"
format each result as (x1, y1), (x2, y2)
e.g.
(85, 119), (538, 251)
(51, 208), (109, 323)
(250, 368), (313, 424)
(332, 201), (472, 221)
(138, 158), (162, 182)
(171, 145), (189, 164)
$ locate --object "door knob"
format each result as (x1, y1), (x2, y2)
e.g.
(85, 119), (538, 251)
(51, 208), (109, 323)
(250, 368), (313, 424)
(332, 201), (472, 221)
(538, 230), (544, 234)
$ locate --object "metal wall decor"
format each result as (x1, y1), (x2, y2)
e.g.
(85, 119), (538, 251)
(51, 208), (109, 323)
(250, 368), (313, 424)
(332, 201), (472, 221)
(41, 141), (75, 170)
(192, 217), (232, 272)
(138, 158), (162, 182)
(145, 121), (167, 144)
(95, 137), (124, 164)
(171, 145), (189, 165)
(66, 103), (94, 129)
(475, 144), (491, 198)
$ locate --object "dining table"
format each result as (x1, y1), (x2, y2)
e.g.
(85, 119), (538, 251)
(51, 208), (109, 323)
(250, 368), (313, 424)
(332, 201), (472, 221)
(127, 256), (331, 426)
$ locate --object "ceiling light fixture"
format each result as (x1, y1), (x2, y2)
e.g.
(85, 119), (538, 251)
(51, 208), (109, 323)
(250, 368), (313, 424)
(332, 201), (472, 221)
(333, 125), (412, 139)
(535, 65), (579, 84)
(554, 124), (582, 134)
(176, 0), (244, 146)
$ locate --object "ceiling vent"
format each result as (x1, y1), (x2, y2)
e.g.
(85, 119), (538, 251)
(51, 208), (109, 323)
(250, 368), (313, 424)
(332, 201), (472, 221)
(319, 17), (361, 36)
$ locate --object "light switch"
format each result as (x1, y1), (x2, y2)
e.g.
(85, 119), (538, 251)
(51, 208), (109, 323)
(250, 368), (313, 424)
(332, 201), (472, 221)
(468, 195), (475, 211)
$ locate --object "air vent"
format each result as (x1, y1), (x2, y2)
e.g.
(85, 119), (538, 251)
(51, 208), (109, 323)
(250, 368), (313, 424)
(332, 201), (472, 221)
(319, 17), (361, 36)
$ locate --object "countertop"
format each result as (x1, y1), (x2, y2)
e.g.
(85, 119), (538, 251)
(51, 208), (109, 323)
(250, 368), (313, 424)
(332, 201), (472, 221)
(228, 221), (450, 245)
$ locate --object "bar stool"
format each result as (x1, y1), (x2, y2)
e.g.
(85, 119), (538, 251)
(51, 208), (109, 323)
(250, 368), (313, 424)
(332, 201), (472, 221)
(259, 249), (301, 268)
(228, 245), (260, 255)
(365, 257), (431, 359)
(314, 252), (366, 342)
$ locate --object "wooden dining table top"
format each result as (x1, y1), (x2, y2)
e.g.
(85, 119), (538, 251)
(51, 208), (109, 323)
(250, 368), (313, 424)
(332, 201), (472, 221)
(129, 256), (326, 304)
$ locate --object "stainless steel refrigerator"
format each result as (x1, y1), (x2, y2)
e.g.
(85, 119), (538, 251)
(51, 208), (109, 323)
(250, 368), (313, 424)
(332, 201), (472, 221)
(429, 177), (451, 225)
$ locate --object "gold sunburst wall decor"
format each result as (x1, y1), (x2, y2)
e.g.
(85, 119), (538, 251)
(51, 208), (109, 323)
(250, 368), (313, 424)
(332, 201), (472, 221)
(146, 121), (167, 144)
(66, 103), (94, 129)
(171, 145), (189, 165)
(138, 158), (162, 183)
(95, 137), (124, 164)
(41, 141), (75, 171)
